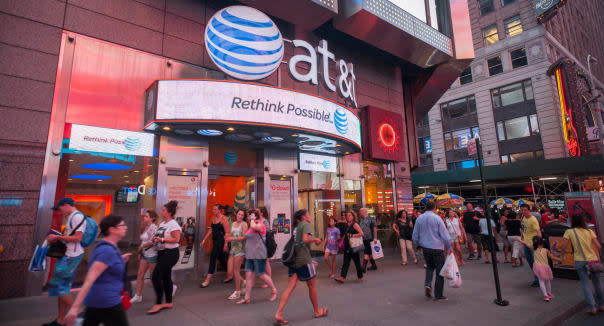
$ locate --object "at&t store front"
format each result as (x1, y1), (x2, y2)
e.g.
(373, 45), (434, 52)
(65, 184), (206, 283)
(30, 1), (471, 293)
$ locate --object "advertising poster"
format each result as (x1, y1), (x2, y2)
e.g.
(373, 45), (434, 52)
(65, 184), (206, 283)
(166, 175), (199, 270)
(549, 236), (575, 270)
(270, 179), (292, 260)
(566, 197), (595, 224)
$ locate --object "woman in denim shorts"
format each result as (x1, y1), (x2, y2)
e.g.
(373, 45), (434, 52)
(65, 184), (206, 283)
(236, 209), (278, 304)
(131, 210), (160, 303)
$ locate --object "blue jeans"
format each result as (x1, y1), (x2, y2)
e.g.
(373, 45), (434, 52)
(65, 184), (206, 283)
(575, 261), (604, 310)
(523, 245), (538, 283)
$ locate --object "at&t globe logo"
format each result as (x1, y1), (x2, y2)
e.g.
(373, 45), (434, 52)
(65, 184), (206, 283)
(322, 160), (330, 170)
(124, 137), (142, 151)
(334, 108), (348, 134)
(205, 6), (284, 80)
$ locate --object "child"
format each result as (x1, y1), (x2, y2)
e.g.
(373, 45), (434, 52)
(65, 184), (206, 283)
(323, 218), (340, 279)
(521, 236), (562, 301)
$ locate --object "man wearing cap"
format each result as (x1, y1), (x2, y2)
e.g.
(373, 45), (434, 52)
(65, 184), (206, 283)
(44, 198), (86, 326)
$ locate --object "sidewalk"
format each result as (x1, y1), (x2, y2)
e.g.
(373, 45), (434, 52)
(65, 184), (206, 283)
(0, 252), (597, 326)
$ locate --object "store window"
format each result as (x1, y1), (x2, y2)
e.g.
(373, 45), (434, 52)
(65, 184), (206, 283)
(447, 160), (478, 170)
(444, 126), (480, 151)
(479, 0), (494, 15)
(59, 124), (158, 283)
(501, 151), (544, 163)
(417, 113), (430, 128)
(505, 15), (523, 37)
(511, 47), (528, 68)
(418, 136), (432, 154)
(441, 95), (476, 121)
(483, 25), (499, 46)
(487, 56), (503, 76)
(460, 67), (472, 85)
(496, 114), (539, 141)
(344, 180), (362, 213)
(501, 0), (517, 6)
(363, 162), (395, 217)
(491, 80), (534, 108)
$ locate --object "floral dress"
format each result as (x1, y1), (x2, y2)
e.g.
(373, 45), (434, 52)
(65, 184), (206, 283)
(229, 223), (245, 257)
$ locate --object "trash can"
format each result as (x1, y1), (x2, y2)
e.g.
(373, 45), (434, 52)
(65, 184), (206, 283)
(543, 222), (578, 280)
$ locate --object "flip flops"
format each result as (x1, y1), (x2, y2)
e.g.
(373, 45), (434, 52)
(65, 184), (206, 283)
(314, 307), (329, 318)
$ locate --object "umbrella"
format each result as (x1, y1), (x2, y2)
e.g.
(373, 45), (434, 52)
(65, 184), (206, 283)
(513, 199), (534, 207)
(490, 197), (513, 206)
(413, 192), (435, 204)
(436, 193), (465, 208)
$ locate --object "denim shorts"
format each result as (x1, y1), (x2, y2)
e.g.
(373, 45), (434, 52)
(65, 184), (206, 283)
(244, 258), (267, 275)
(48, 254), (83, 297)
(142, 255), (158, 263)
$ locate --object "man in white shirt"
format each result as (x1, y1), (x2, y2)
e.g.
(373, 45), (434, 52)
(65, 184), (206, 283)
(44, 198), (86, 326)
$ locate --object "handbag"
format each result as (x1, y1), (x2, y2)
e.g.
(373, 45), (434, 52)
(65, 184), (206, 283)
(47, 215), (87, 259)
(349, 237), (364, 253)
(572, 229), (604, 273)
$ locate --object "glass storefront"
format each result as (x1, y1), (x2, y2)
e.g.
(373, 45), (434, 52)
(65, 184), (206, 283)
(363, 161), (396, 248)
(298, 170), (341, 252)
(57, 124), (158, 282)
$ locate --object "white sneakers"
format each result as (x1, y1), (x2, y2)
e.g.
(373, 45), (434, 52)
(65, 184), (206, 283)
(130, 295), (142, 303)
(173, 285), (178, 296)
(228, 290), (241, 300)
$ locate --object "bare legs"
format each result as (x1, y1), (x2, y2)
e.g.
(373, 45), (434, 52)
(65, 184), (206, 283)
(275, 275), (325, 324)
(237, 271), (277, 304)
(233, 256), (244, 292)
(324, 253), (336, 276)
(452, 242), (464, 267)
(57, 295), (73, 324)
(136, 260), (156, 297)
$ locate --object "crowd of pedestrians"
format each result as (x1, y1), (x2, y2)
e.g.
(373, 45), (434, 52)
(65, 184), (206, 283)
(41, 196), (604, 325)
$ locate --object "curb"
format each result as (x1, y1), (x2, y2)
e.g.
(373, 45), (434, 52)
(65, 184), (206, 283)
(541, 301), (587, 326)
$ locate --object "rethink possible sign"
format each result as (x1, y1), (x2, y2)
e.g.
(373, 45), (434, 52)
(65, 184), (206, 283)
(69, 124), (155, 156)
(534, 0), (563, 17)
(152, 80), (362, 149)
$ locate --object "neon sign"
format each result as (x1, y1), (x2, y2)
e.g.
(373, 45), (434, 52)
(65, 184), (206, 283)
(555, 67), (580, 157)
(376, 119), (400, 154)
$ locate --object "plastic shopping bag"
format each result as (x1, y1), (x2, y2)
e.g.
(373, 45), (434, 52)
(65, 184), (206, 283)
(371, 240), (384, 260)
(29, 241), (49, 272)
(439, 253), (462, 288)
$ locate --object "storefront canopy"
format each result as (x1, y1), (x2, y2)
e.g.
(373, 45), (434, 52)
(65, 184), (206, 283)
(412, 155), (604, 186)
(144, 79), (362, 155)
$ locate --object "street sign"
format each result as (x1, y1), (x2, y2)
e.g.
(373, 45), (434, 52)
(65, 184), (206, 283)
(468, 138), (477, 156)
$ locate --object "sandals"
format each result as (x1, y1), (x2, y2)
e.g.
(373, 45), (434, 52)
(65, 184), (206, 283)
(274, 317), (289, 325)
(334, 277), (345, 283)
(314, 307), (329, 318)
(269, 290), (278, 302)
(223, 278), (233, 284)
(146, 304), (172, 315)
(236, 298), (251, 305)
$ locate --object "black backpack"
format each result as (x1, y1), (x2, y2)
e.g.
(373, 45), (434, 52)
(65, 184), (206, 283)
(258, 230), (278, 259)
(281, 230), (296, 267)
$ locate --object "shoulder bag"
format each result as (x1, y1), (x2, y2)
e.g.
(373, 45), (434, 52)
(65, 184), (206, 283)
(572, 229), (604, 273)
(348, 223), (365, 253)
(47, 215), (87, 259)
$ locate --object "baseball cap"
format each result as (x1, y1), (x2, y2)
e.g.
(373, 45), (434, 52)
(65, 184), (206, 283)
(52, 197), (75, 210)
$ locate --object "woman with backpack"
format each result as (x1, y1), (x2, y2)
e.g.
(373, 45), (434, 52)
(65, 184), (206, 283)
(393, 210), (417, 266)
(64, 215), (131, 326)
(131, 210), (160, 303)
(335, 210), (364, 284)
(274, 209), (328, 325)
(236, 209), (278, 304)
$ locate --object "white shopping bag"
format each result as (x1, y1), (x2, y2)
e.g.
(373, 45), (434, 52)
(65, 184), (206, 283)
(371, 240), (384, 260)
(439, 253), (462, 288)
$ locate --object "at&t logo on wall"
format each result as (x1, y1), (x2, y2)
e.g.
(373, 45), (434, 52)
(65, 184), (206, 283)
(334, 108), (348, 135)
(205, 6), (284, 80)
(204, 5), (357, 108)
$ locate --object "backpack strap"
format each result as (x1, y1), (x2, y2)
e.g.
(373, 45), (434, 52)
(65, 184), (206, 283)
(68, 212), (86, 236)
(572, 228), (588, 261)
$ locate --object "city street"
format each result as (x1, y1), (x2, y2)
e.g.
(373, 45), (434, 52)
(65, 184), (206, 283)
(1, 253), (600, 326)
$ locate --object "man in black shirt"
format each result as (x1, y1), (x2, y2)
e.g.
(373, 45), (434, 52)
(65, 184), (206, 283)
(462, 203), (483, 260)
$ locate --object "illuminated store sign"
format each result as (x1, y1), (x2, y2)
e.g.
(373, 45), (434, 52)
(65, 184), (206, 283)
(299, 152), (337, 173)
(362, 106), (405, 162)
(205, 5), (357, 107)
(150, 80), (362, 149)
(534, 0), (565, 17)
(69, 124), (155, 156)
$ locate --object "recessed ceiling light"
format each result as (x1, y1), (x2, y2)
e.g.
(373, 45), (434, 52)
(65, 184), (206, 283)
(70, 175), (112, 180)
(133, 170), (140, 173)
(226, 127), (235, 132)
(162, 126), (171, 131)
(123, 175), (129, 177)
(469, 179), (481, 183)
(69, 159), (74, 162)
(97, 179), (104, 181)
(335, 144), (342, 147)
(345, 152), (350, 154)
(291, 134), (298, 137)
(68, 178), (73, 181)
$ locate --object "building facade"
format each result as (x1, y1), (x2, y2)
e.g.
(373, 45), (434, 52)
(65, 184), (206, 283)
(412, 0), (604, 203)
(0, 0), (472, 298)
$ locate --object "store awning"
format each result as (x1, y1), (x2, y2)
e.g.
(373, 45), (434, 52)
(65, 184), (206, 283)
(411, 155), (604, 186)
